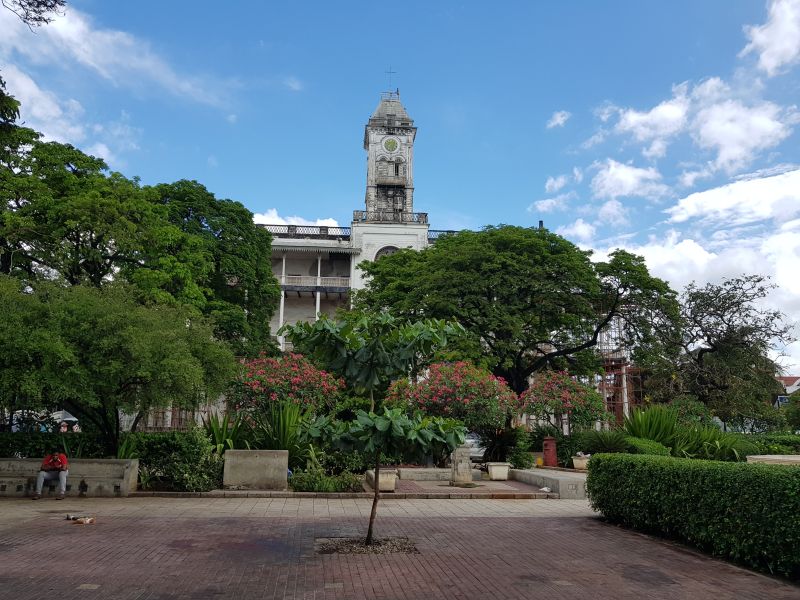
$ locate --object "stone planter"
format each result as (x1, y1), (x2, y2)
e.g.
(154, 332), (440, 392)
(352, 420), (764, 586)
(486, 462), (512, 481)
(366, 469), (398, 492)
(571, 456), (590, 470)
(223, 450), (288, 490)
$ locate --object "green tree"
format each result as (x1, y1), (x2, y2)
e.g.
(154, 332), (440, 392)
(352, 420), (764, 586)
(644, 275), (791, 430)
(149, 180), (280, 356)
(0, 276), (236, 451)
(280, 313), (464, 410)
(355, 226), (679, 393)
(342, 408), (465, 544)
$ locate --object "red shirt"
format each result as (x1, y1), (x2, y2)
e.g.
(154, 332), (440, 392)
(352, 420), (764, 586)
(41, 453), (69, 471)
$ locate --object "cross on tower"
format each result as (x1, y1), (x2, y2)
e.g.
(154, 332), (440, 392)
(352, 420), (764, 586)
(385, 66), (397, 90)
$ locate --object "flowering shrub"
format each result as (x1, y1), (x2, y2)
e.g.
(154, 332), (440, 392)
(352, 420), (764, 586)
(519, 371), (608, 433)
(386, 361), (518, 430)
(232, 353), (343, 414)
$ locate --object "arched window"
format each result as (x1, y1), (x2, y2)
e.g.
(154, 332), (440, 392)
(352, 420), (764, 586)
(375, 246), (399, 260)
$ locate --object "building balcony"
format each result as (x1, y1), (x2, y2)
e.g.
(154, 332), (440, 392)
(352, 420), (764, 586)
(280, 275), (350, 291)
(375, 175), (407, 186)
(353, 210), (428, 224)
(262, 224), (351, 239)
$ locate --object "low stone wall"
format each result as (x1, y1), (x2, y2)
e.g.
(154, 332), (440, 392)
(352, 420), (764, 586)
(0, 458), (139, 498)
(746, 455), (800, 465)
(223, 450), (288, 490)
(510, 468), (587, 499)
(397, 467), (482, 481)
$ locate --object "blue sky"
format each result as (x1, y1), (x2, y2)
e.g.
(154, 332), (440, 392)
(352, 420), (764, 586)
(2, 0), (800, 369)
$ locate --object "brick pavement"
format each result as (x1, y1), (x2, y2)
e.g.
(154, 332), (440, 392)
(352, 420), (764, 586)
(0, 497), (795, 599)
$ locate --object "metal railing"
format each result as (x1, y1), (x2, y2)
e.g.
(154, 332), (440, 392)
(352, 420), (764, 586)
(427, 229), (455, 241)
(352, 211), (428, 224)
(261, 224), (351, 239)
(282, 276), (351, 288)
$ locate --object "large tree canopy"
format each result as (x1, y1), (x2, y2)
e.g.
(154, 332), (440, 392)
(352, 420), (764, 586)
(0, 276), (236, 450)
(149, 180), (280, 356)
(644, 275), (792, 430)
(354, 225), (679, 393)
(0, 75), (279, 355)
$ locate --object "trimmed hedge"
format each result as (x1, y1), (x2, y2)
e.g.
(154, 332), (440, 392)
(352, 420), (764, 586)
(625, 436), (670, 456)
(743, 433), (800, 455)
(587, 453), (800, 578)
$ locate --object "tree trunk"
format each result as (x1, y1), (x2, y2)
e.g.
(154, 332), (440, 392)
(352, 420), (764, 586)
(369, 390), (374, 413)
(365, 449), (380, 545)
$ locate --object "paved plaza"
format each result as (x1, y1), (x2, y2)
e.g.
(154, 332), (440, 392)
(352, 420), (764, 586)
(0, 497), (795, 599)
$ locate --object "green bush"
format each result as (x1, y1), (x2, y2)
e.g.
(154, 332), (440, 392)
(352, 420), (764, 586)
(587, 454), (800, 578)
(623, 405), (677, 446)
(625, 436), (670, 456)
(672, 427), (756, 461)
(0, 432), (107, 458)
(131, 428), (221, 492)
(743, 433), (800, 455)
(289, 469), (363, 492)
(527, 425), (586, 467)
(581, 430), (629, 454)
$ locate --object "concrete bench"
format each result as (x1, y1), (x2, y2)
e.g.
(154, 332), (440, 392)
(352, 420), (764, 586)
(0, 458), (139, 498)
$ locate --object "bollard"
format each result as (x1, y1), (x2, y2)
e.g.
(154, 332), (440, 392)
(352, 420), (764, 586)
(542, 436), (558, 467)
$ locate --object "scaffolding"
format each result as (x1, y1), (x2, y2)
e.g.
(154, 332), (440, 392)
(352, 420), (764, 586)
(596, 315), (643, 425)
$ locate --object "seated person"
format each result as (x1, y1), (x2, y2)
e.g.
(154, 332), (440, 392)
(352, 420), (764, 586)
(32, 448), (69, 500)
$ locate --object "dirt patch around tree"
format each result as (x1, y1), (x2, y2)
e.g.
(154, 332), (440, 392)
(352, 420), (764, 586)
(315, 536), (418, 555)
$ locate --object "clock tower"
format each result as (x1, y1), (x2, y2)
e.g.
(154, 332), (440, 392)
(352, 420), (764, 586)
(363, 90), (416, 216)
(350, 91), (429, 289)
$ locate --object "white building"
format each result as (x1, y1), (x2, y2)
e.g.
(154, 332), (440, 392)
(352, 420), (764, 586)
(264, 91), (452, 349)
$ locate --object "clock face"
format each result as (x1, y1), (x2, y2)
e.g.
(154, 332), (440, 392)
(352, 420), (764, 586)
(383, 138), (398, 152)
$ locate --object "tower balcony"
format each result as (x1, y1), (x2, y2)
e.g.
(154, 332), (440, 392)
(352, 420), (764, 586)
(375, 175), (407, 186)
(353, 210), (428, 224)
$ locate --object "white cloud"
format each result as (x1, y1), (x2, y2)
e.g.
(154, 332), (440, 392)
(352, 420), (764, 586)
(252, 209), (339, 227)
(0, 7), (227, 106)
(546, 110), (571, 128)
(591, 159), (669, 200)
(691, 99), (794, 173)
(666, 168), (800, 225)
(678, 168), (713, 188)
(528, 191), (577, 214)
(85, 142), (113, 163)
(573, 167), (584, 183)
(557, 218), (596, 243)
(226, 114), (238, 124)
(598, 199), (629, 227)
(2, 64), (141, 167)
(740, 0), (800, 77)
(643, 139), (668, 159)
(581, 129), (607, 149)
(615, 83), (689, 155)
(544, 174), (568, 193)
(594, 228), (800, 370)
(1, 64), (85, 143)
(283, 76), (304, 92)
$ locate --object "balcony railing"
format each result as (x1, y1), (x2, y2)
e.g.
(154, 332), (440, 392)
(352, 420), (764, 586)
(427, 229), (455, 242)
(353, 211), (428, 224)
(261, 224), (351, 239)
(282, 276), (350, 288)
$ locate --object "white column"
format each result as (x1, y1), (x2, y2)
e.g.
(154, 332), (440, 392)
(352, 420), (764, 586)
(278, 254), (286, 350)
(315, 254), (322, 319)
(621, 363), (630, 418)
